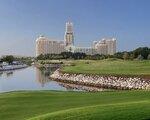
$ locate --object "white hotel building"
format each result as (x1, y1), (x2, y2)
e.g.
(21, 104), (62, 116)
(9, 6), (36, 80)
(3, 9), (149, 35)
(93, 38), (116, 55)
(36, 21), (117, 56)
(36, 36), (65, 56)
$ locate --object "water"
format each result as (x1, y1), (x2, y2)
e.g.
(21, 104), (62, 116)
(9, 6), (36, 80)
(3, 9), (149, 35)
(0, 67), (106, 92)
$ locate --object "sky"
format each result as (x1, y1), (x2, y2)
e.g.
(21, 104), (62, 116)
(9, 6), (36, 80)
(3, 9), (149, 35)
(0, 0), (150, 56)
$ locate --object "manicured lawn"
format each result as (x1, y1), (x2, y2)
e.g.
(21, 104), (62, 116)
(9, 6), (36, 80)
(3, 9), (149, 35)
(62, 59), (150, 77)
(0, 90), (150, 120)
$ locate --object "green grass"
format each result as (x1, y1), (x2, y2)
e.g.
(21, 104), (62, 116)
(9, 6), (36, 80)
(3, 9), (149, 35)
(0, 90), (150, 120)
(62, 59), (150, 77)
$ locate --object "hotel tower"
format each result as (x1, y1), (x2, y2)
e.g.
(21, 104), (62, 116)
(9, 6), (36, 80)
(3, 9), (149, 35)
(64, 21), (74, 47)
(35, 21), (116, 56)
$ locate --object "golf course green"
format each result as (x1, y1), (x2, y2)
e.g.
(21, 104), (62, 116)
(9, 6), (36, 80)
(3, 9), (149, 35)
(0, 90), (150, 120)
(62, 59), (150, 77)
(1, 59), (150, 120)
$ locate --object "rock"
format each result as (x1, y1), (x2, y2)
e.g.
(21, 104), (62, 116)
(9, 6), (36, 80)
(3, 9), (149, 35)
(50, 69), (150, 90)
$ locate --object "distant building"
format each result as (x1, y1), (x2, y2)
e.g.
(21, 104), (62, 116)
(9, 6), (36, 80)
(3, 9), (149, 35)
(105, 38), (116, 55)
(93, 38), (116, 55)
(74, 47), (96, 55)
(94, 41), (108, 55)
(36, 35), (65, 56)
(35, 21), (117, 56)
(64, 21), (74, 47)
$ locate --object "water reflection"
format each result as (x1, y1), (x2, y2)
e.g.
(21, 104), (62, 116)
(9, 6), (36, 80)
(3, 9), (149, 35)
(6, 71), (13, 77)
(0, 71), (14, 77)
(35, 68), (52, 87)
(35, 67), (109, 92)
(0, 66), (110, 92)
(0, 72), (3, 77)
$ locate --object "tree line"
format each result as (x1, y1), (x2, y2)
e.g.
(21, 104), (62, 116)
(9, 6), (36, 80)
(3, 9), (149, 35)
(0, 55), (33, 65)
(1, 47), (149, 63)
(114, 47), (150, 60)
(37, 47), (150, 60)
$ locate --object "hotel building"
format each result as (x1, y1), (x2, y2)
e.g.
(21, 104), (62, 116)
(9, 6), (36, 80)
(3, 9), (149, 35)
(74, 47), (96, 55)
(93, 38), (116, 55)
(35, 21), (117, 56)
(64, 21), (74, 47)
(36, 35), (65, 56)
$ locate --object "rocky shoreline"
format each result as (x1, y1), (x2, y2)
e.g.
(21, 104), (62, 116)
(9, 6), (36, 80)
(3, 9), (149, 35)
(50, 69), (150, 90)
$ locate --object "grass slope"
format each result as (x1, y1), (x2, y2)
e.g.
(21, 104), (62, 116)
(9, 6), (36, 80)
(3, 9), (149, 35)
(62, 59), (150, 77)
(0, 91), (150, 120)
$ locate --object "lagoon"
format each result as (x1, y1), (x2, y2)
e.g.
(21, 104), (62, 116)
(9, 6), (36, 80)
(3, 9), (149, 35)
(0, 66), (105, 92)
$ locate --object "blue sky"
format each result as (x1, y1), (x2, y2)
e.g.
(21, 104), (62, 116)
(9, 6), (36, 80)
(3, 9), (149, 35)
(0, 0), (150, 56)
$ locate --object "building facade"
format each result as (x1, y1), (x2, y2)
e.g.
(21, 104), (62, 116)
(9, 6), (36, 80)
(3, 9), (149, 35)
(36, 35), (65, 56)
(64, 22), (74, 47)
(74, 47), (96, 55)
(94, 41), (108, 55)
(105, 38), (116, 55)
(35, 21), (117, 56)
(93, 38), (116, 55)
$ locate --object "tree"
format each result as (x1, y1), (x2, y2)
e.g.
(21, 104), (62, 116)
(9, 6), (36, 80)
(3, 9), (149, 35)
(61, 52), (73, 59)
(129, 53), (134, 60)
(72, 52), (86, 59)
(114, 52), (124, 59)
(37, 54), (45, 60)
(2, 55), (14, 64)
(133, 47), (149, 59)
(123, 52), (129, 60)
